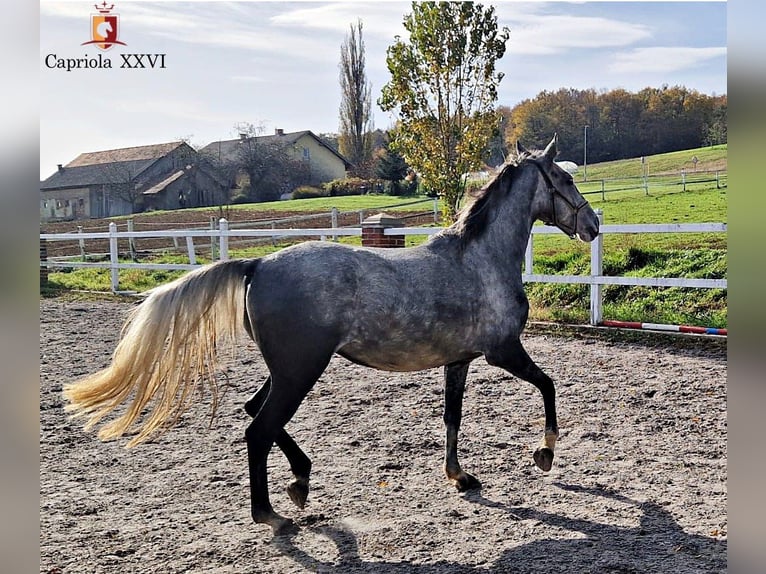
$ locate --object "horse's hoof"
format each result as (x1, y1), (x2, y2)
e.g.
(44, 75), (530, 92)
(451, 472), (481, 492)
(253, 510), (298, 536)
(271, 517), (299, 537)
(286, 479), (309, 509)
(533, 447), (554, 472)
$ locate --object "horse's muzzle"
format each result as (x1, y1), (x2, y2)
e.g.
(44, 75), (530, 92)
(575, 209), (600, 242)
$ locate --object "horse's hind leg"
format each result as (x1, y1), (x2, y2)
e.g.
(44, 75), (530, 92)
(245, 378), (312, 509)
(245, 338), (335, 534)
(443, 360), (481, 491)
(486, 339), (559, 472)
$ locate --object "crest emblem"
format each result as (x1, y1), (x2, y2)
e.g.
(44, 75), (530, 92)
(82, 2), (127, 51)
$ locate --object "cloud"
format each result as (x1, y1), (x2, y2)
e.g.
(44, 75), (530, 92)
(609, 46), (727, 74)
(501, 14), (652, 55)
(270, 2), (408, 39)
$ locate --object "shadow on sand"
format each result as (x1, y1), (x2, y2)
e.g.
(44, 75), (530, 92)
(272, 482), (726, 573)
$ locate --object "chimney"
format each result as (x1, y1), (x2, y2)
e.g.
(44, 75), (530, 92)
(275, 128), (284, 136)
(57, 164), (64, 172)
(239, 133), (248, 140)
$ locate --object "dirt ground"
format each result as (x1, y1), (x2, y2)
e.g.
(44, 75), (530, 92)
(40, 298), (727, 573)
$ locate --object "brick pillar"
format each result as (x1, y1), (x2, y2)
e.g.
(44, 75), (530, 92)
(361, 213), (405, 248)
(40, 236), (48, 288)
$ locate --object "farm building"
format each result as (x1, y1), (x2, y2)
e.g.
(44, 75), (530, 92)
(200, 129), (351, 193)
(40, 141), (229, 221)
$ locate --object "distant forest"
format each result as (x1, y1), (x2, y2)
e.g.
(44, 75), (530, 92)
(491, 85), (727, 166)
(321, 85), (727, 175)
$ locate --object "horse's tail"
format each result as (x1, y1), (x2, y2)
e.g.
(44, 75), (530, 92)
(62, 258), (257, 448)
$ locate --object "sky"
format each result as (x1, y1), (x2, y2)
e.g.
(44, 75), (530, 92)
(39, 1), (727, 179)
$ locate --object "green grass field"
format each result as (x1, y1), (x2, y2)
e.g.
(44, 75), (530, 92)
(45, 145), (727, 328)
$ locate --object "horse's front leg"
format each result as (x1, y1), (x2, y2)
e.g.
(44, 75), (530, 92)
(486, 339), (558, 472)
(443, 360), (481, 491)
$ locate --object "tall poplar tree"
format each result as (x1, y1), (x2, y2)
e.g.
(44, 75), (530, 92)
(379, 1), (509, 221)
(338, 19), (374, 177)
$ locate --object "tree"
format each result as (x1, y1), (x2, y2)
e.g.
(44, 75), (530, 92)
(379, 1), (509, 221)
(485, 104), (512, 167)
(375, 135), (410, 195)
(99, 162), (143, 213)
(229, 122), (309, 203)
(705, 98), (727, 146)
(338, 19), (374, 178)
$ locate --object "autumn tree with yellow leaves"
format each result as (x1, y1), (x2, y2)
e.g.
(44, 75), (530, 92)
(379, 2), (509, 221)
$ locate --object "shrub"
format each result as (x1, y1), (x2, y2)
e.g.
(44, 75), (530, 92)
(324, 177), (385, 197)
(292, 185), (328, 200)
(230, 192), (250, 205)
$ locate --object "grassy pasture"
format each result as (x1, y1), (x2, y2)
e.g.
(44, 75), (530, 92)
(45, 145), (727, 328)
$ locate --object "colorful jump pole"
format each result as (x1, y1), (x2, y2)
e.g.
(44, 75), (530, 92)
(600, 320), (727, 336)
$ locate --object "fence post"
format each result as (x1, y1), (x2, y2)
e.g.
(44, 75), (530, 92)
(361, 213), (404, 248)
(524, 234), (533, 275)
(681, 170), (686, 192)
(601, 181), (605, 201)
(40, 235), (48, 288)
(127, 219), (137, 260)
(185, 236), (197, 265)
(77, 226), (86, 261)
(716, 171), (720, 189)
(209, 216), (217, 260)
(589, 210), (604, 325)
(109, 221), (119, 292)
(219, 218), (229, 260)
(433, 198), (439, 223)
(331, 207), (339, 241)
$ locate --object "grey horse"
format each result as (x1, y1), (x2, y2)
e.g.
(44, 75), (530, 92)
(63, 134), (600, 534)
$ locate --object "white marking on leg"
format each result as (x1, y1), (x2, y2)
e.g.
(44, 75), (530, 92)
(540, 430), (558, 451)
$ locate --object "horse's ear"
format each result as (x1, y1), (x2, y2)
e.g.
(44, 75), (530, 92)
(516, 140), (528, 156)
(542, 134), (558, 161)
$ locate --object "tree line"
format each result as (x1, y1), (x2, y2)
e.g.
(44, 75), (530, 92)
(501, 86), (727, 165)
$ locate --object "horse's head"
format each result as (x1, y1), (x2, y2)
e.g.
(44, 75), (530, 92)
(519, 135), (600, 242)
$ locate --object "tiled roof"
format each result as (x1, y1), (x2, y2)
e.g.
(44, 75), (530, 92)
(67, 141), (185, 167)
(40, 159), (156, 190)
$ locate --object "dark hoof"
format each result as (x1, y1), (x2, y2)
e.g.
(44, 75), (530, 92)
(252, 510), (298, 536)
(272, 517), (299, 537)
(452, 472), (482, 492)
(533, 447), (554, 472)
(286, 480), (309, 509)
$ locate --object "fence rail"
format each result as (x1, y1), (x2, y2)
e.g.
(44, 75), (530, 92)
(40, 212), (727, 326)
(576, 169), (726, 200)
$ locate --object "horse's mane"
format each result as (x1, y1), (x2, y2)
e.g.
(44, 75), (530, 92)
(441, 149), (538, 246)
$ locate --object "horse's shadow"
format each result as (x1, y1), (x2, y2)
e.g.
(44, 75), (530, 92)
(272, 482), (726, 573)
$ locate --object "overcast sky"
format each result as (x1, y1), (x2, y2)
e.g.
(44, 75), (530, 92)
(39, 1), (727, 179)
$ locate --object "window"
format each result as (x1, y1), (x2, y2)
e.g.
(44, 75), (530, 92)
(302, 147), (310, 160)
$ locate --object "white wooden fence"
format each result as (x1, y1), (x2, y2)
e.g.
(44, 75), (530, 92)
(40, 210), (727, 325)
